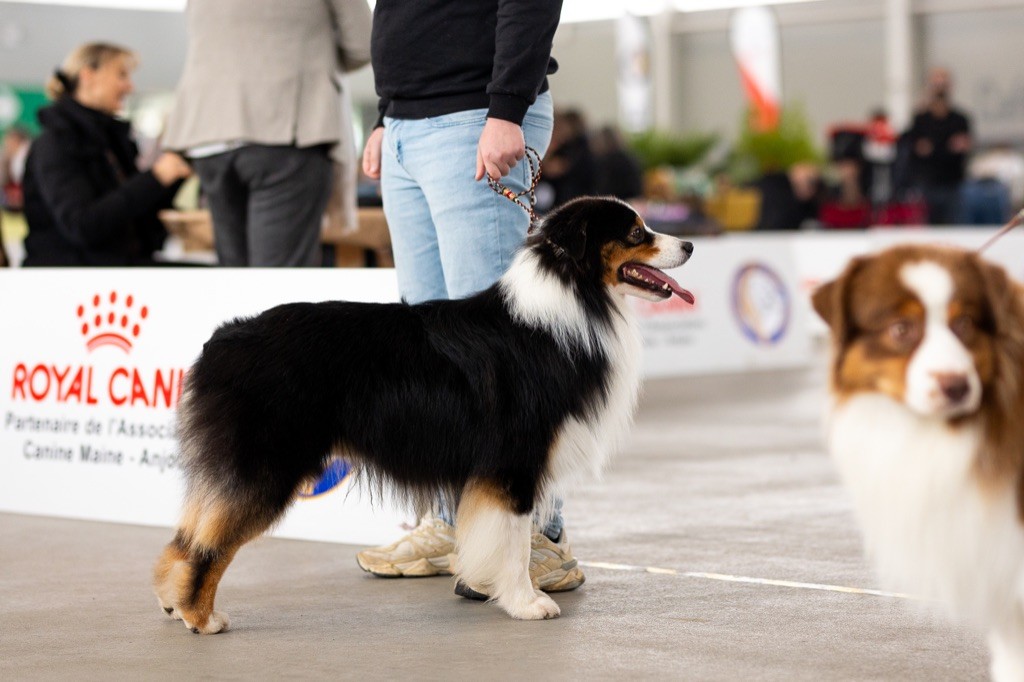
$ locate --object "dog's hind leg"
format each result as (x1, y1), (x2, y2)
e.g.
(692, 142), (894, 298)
(455, 480), (560, 620)
(153, 528), (190, 620)
(154, 491), (278, 634)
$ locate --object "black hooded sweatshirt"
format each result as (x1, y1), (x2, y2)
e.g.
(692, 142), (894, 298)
(371, 0), (562, 127)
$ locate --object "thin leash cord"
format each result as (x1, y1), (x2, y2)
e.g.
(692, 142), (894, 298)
(977, 207), (1024, 254)
(486, 146), (543, 232)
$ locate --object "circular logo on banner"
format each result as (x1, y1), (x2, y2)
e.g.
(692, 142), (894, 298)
(298, 458), (351, 498)
(732, 262), (790, 345)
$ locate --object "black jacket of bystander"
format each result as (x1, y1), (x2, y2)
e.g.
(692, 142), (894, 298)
(22, 97), (178, 266)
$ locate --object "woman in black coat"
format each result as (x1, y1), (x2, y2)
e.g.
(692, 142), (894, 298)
(22, 42), (192, 266)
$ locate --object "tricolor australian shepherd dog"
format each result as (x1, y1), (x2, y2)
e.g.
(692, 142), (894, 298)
(154, 197), (694, 633)
(813, 245), (1024, 681)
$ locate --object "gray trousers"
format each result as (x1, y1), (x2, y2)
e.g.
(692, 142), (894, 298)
(194, 144), (333, 266)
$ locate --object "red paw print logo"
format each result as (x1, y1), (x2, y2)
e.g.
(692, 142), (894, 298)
(77, 291), (148, 353)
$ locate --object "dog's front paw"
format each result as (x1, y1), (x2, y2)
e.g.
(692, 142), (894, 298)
(182, 610), (231, 634)
(503, 590), (560, 620)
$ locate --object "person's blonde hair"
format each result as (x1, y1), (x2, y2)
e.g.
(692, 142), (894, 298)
(45, 42), (138, 100)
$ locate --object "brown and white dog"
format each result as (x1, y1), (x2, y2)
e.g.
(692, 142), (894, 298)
(813, 244), (1024, 681)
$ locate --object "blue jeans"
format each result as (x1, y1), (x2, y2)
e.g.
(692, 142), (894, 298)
(959, 178), (1011, 225)
(381, 92), (554, 303)
(381, 93), (564, 540)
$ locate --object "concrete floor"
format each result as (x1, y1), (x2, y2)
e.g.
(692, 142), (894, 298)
(0, 366), (988, 680)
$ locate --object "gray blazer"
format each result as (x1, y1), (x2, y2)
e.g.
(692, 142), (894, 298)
(163, 0), (372, 154)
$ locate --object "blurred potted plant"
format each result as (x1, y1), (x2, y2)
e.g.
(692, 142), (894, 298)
(702, 105), (824, 231)
(629, 130), (719, 172)
(727, 104), (822, 183)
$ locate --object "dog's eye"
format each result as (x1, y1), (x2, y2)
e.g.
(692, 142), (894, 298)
(887, 318), (922, 347)
(627, 225), (645, 244)
(950, 314), (976, 343)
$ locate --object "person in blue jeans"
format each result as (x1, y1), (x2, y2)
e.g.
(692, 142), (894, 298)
(357, 0), (584, 597)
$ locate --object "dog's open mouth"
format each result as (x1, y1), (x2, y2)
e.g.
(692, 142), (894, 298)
(618, 263), (695, 303)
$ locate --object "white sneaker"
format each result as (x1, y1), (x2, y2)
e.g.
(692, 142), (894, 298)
(355, 517), (456, 578)
(530, 531), (586, 592)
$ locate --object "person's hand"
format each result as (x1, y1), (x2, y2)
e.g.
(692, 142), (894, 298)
(476, 118), (525, 181)
(362, 126), (384, 180)
(949, 133), (971, 154)
(152, 152), (192, 186)
(915, 139), (934, 157)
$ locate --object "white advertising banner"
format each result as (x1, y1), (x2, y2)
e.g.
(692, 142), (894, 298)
(0, 269), (411, 546)
(0, 233), (891, 538)
(9, 228), (1011, 538)
(633, 235), (811, 377)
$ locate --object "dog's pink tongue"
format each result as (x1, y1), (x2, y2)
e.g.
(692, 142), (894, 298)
(635, 265), (695, 304)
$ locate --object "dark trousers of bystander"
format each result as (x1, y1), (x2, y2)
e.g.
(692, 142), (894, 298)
(194, 144), (333, 266)
(921, 182), (963, 226)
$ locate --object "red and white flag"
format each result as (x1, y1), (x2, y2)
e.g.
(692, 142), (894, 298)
(730, 6), (782, 131)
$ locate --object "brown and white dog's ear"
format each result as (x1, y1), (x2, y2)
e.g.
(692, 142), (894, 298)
(975, 255), (1024, 339)
(811, 256), (866, 343)
(971, 254), (1024, 505)
(811, 279), (840, 328)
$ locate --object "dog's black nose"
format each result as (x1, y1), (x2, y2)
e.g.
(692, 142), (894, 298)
(937, 374), (970, 403)
(682, 242), (694, 255)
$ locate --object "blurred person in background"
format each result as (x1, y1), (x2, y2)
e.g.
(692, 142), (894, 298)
(819, 159), (870, 229)
(862, 108), (897, 209)
(1, 126), (31, 212)
(21, 42), (191, 266)
(907, 67), (972, 225)
(591, 125), (644, 200)
(162, 0), (372, 267)
(538, 108), (596, 211)
(753, 162), (822, 231)
(960, 147), (1015, 225)
(975, 144), (1024, 210)
(960, 143), (1024, 225)
(819, 125), (870, 229)
(0, 125), (31, 266)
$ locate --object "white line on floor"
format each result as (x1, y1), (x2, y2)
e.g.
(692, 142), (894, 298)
(578, 561), (922, 601)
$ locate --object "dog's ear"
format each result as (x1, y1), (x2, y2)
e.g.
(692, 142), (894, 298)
(811, 279), (840, 328)
(971, 254), (1024, 497)
(812, 256), (864, 343)
(541, 210), (588, 261)
(975, 254), (1024, 340)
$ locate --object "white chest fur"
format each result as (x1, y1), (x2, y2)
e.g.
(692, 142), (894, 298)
(828, 394), (1024, 625)
(500, 252), (643, 495)
(546, 296), (643, 493)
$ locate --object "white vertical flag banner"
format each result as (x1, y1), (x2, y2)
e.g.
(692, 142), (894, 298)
(616, 13), (653, 133)
(729, 6), (782, 131)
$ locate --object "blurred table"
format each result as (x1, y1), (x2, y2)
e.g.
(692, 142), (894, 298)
(321, 207), (393, 268)
(157, 207), (393, 268)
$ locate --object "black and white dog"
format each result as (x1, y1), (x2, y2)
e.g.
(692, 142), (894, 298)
(154, 197), (694, 632)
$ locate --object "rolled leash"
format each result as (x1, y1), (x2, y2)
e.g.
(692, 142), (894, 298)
(977, 208), (1024, 254)
(486, 146), (543, 232)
